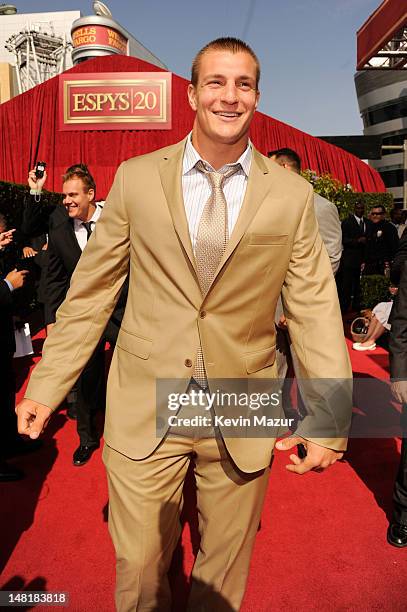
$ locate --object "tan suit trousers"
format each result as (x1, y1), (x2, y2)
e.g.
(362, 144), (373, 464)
(103, 436), (270, 611)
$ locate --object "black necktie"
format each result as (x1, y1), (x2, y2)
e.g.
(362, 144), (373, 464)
(82, 221), (93, 241)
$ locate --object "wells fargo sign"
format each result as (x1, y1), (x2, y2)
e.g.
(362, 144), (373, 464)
(72, 25), (128, 55)
(59, 72), (172, 131)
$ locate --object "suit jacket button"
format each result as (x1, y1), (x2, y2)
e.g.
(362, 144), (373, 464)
(199, 310), (206, 318)
(184, 359), (193, 367)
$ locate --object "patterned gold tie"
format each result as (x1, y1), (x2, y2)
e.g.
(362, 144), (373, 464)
(193, 160), (241, 387)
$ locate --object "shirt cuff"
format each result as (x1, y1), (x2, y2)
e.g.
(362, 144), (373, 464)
(4, 279), (14, 292)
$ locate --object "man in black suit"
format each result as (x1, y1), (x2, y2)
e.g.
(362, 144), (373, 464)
(0, 215), (29, 481)
(364, 205), (399, 276)
(27, 164), (126, 466)
(337, 200), (368, 313)
(389, 259), (407, 547)
(20, 208), (52, 321)
(390, 226), (407, 286)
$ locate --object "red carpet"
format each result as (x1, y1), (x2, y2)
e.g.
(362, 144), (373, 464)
(1, 331), (407, 611)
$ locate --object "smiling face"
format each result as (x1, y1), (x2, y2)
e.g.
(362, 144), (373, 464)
(370, 207), (385, 224)
(187, 49), (259, 163)
(62, 177), (95, 221)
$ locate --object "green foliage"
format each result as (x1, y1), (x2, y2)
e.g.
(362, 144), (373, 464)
(0, 179), (62, 239)
(360, 274), (391, 310)
(301, 169), (353, 203)
(338, 191), (394, 221)
(301, 170), (393, 221)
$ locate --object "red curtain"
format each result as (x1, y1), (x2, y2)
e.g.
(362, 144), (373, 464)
(0, 54), (385, 199)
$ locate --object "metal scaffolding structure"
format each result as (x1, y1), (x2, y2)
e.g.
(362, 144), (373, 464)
(362, 26), (407, 70)
(5, 25), (72, 94)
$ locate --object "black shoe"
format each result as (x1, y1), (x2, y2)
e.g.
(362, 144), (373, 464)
(0, 460), (24, 482)
(5, 437), (43, 459)
(72, 444), (99, 466)
(387, 522), (407, 547)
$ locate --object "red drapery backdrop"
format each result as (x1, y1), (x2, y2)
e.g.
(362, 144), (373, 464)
(0, 55), (385, 199)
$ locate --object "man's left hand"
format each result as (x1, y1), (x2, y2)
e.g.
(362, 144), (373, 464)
(28, 168), (47, 192)
(275, 436), (343, 474)
(391, 380), (407, 404)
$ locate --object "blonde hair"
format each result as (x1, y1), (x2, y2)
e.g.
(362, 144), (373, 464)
(62, 163), (96, 197)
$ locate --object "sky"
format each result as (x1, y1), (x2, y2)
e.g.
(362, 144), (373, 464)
(7, 0), (382, 137)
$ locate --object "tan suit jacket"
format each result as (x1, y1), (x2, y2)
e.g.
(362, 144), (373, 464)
(25, 139), (352, 472)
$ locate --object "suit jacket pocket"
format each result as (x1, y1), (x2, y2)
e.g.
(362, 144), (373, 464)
(245, 345), (276, 374)
(116, 329), (152, 360)
(249, 234), (288, 245)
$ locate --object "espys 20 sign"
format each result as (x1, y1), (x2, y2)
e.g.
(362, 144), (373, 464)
(59, 72), (172, 131)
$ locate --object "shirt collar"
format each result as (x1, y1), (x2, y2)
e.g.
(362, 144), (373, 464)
(183, 132), (252, 177)
(74, 203), (101, 229)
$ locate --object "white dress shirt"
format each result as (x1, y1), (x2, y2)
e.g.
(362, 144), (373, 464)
(391, 221), (406, 239)
(73, 204), (102, 251)
(182, 134), (252, 253)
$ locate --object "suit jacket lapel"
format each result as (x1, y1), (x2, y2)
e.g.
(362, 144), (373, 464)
(67, 218), (83, 261)
(352, 215), (365, 236)
(54, 217), (82, 268)
(159, 142), (271, 299)
(213, 148), (271, 280)
(159, 139), (197, 277)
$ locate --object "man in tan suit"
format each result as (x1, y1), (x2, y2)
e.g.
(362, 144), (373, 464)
(17, 38), (352, 611)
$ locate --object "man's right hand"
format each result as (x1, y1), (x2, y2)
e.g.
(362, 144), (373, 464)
(28, 168), (47, 192)
(16, 399), (53, 439)
(0, 228), (15, 248)
(6, 268), (28, 289)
